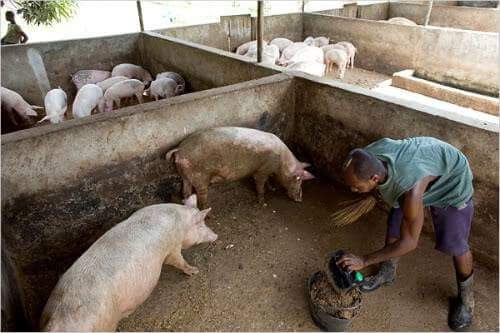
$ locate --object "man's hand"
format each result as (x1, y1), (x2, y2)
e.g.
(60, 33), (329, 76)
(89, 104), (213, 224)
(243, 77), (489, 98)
(337, 253), (366, 271)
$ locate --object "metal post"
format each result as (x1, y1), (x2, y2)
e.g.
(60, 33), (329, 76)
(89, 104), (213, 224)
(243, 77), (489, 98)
(257, 0), (264, 63)
(302, 0), (305, 13)
(136, 0), (144, 32)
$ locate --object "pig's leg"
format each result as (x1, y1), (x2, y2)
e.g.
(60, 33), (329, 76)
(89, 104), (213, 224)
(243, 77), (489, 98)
(351, 54), (355, 69)
(182, 177), (193, 198)
(195, 185), (209, 209)
(136, 93), (144, 104)
(166, 248), (199, 276)
(253, 173), (270, 204)
(115, 98), (121, 109)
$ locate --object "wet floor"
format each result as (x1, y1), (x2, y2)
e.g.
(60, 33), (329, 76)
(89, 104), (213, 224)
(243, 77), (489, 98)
(118, 179), (499, 331)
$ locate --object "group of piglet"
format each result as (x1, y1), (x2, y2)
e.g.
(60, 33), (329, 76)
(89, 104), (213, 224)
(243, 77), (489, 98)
(235, 36), (357, 78)
(69, 64), (185, 120)
(40, 126), (315, 332)
(1, 64), (185, 130)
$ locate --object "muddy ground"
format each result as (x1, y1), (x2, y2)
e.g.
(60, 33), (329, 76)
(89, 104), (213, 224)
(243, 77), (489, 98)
(118, 180), (498, 331)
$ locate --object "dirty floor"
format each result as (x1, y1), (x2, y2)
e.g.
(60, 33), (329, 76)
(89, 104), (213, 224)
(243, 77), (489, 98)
(324, 67), (391, 89)
(118, 180), (499, 331)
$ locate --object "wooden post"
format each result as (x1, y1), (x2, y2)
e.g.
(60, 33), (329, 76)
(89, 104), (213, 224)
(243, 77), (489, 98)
(257, 0), (264, 63)
(424, 0), (434, 26)
(136, 0), (144, 32)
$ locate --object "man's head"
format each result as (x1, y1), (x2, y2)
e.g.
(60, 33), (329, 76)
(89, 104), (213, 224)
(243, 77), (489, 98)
(5, 11), (15, 23)
(343, 148), (386, 193)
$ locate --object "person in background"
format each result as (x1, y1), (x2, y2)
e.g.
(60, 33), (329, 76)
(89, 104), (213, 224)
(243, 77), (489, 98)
(1, 11), (28, 45)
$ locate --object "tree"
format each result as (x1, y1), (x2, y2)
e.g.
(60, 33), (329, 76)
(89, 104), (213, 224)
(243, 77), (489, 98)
(6, 0), (77, 26)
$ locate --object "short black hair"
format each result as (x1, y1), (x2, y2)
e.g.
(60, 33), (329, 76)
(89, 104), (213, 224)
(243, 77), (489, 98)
(6, 11), (14, 18)
(343, 148), (384, 180)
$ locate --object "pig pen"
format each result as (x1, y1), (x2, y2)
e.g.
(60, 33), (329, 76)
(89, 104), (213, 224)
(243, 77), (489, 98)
(2, 36), (499, 332)
(2, 69), (499, 331)
(0, 31), (277, 134)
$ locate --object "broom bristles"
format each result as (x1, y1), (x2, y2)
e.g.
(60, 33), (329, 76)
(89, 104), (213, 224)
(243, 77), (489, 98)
(331, 196), (377, 227)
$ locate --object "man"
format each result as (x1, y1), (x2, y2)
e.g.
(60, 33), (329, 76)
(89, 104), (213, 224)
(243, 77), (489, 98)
(1, 11), (28, 45)
(338, 137), (474, 331)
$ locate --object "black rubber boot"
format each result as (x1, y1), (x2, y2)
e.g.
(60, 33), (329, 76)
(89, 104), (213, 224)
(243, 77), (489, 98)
(359, 258), (398, 293)
(449, 273), (474, 331)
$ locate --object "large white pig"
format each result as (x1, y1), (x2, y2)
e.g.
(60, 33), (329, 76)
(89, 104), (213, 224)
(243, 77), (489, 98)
(269, 37), (293, 53)
(156, 72), (186, 95)
(278, 42), (308, 65)
(148, 77), (178, 101)
(40, 195), (217, 332)
(286, 61), (325, 77)
(282, 46), (324, 67)
(99, 79), (145, 112)
(0, 87), (40, 125)
(71, 70), (111, 90)
(111, 63), (153, 83)
(72, 84), (103, 119)
(39, 88), (67, 124)
(96, 76), (129, 92)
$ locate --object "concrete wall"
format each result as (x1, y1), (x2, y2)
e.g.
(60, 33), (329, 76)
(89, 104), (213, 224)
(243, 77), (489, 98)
(251, 13), (303, 43)
(1, 74), (295, 329)
(389, 2), (499, 32)
(357, 2), (390, 20)
(142, 32), (278, 92)
(0, 33), (141, 105)
(303, 13), (499, 96)
(291, 75), (498, 268)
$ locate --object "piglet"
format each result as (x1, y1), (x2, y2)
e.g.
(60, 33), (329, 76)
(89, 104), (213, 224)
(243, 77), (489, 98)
(1, 87), (41, 126)
(111, 63), (153, 83)
(166, 127), (315, 209)
(72, 84), (103, 119)
(336, 41), (357, 69)
(147, 77), (178, 101)
(270, 37), (293, 53)
(39, 88), (67, 124)
(96, 76), (129, 92)
(324, 49), (348, 79)
(235, 40), (268, 55)
(99, 79), (145, 112)
(71, 70), (111, 90)
(156, 72), (185, 95)
(40, 194), (217, 332)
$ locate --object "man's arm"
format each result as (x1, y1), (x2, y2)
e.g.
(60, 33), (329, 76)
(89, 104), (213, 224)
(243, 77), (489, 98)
(338, 175), (436, 271)
(18, 27), (28, 43)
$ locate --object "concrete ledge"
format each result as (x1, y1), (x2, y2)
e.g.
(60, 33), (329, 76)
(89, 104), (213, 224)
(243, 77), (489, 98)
(393, 70), (499, 116)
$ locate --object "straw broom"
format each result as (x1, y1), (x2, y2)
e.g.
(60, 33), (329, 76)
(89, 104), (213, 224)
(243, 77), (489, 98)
(331, 195), (377, 227)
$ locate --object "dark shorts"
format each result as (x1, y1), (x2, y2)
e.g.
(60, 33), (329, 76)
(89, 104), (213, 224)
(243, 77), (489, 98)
(387, 199), (473, 256)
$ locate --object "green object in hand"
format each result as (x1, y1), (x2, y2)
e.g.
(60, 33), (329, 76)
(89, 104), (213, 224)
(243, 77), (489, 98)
(354, 271), (364, 282)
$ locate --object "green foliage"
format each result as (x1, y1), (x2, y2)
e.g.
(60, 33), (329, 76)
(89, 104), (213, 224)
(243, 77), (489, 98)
(13, 0), (77, 26)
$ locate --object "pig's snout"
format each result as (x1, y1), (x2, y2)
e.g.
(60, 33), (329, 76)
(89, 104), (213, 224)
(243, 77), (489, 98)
(205, 229), (218, 243)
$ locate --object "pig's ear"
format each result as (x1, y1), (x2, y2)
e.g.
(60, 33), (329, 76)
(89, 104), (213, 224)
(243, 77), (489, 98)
(195, 208), (212, 224)
(302, 170), (315, 181)
(25, 109), (38, 116)
(301, 162), (311, 169)
(183, 194), (197, 208)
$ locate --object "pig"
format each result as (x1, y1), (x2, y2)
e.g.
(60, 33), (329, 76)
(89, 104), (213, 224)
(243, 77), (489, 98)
(39, 88), (67, 124)
(71, 70), (111, 90)
(235, 40), (268, 55)
(278, 42), (308, 65)
(313, 36), (330, 47)
(156, 71), (186, 94)
(0, 87), (40, 126)
(324, 49), (348, 79)
(99, 79), (145, 112)
(304, 36), (314, 46)
(40, 194), (217, 332)
(269, 37), (293, 53)
(385, 17), (417, 26)
(246, 44), (280, 65)
(72, 84), (103, 119)
(282, 46), (324, 67)
(147, 77), (178, 101)
(321, 43), (347, 55)
(166, 127), (315, 209)
(286, 61), (326, 77)
(336, 41), (357, 69)
(96, 76), (129, 92)
(111, 63), (153, 83)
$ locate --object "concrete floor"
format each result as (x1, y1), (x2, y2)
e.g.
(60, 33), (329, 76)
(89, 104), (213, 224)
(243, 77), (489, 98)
(118, 180), (499, 331)
(324, 67), (391, 89)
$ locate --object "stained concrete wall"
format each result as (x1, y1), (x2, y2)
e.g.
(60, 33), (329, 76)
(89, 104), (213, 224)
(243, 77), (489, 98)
(389, 2), (499, 32)
(291, 75), (499, 268)
(303, 13), (499, 95)
(0, 33), (142, 105)
(357, 2), (390, 20)
(251, 13), (303, 43)
(1, 74), (295, 329)
(141, 32), (278, 92)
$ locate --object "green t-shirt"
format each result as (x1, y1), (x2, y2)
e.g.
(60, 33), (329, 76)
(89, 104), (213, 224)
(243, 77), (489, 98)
(365, 137), (473, 209)
(2, 23), (23, 44)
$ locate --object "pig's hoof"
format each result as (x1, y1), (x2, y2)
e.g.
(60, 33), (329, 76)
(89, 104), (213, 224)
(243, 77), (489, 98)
(183, 266), (199, 276)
